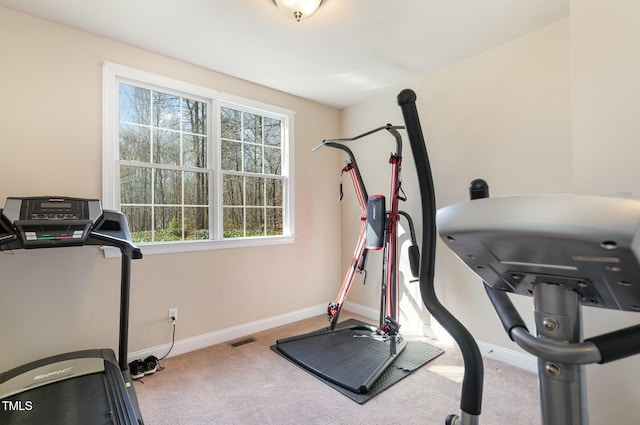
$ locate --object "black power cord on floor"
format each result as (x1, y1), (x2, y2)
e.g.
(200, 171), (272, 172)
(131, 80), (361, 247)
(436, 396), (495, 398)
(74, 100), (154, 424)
(130, 320), (176, 380)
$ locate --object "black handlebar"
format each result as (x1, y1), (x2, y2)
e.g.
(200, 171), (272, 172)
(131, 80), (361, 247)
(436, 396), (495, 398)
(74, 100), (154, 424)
(586, 324), (640, 363)
(313, 124), (404, 156)
(397, 89), (484, 418)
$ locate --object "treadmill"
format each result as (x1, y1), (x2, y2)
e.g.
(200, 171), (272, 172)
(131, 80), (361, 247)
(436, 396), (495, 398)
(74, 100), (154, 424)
(0, 197), (144, 424)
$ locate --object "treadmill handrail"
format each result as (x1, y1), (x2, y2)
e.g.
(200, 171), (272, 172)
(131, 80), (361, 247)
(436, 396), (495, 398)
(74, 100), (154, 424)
(0, 210), (17, 247)
(88, 231), (143, 260)
(0, 233), (17, 246)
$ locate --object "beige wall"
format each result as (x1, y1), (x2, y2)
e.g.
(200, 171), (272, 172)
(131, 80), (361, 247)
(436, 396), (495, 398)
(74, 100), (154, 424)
(342, 19), (571, 340)
(342, 5), (640, 421)
(571, 0), (640, 421)
(571, 0), (640, 197)
(4, 2), (640, 422)
(0, 7), (343, 370)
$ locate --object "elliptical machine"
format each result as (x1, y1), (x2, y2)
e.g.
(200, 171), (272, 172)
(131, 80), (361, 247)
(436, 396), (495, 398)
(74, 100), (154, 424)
(399, 88), (640, 424)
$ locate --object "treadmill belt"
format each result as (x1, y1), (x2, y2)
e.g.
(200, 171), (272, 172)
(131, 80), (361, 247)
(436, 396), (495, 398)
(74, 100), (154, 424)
(0, 356), (138, 425)
(272, 319), (444, 403)
(0, 373), (113, 425)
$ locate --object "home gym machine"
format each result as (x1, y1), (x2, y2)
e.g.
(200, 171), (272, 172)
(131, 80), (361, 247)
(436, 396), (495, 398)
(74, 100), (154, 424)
(273, 124), (424, 395)
(398, 89), (483, 425)
(437, 183), (640, 425)
(0, 197), (144, 424)
(315, 124), (420, 340)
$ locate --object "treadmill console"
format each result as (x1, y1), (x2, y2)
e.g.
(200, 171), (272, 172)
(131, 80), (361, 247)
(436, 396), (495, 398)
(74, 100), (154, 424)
(1, 197), (102, 248)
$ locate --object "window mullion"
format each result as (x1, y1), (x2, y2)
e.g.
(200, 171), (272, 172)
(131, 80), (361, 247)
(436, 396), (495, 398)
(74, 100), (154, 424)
(212, 99), (221, 241)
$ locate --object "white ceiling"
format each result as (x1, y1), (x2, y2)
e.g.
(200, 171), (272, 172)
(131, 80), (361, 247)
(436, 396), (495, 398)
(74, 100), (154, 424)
(0, 0), (569, 109)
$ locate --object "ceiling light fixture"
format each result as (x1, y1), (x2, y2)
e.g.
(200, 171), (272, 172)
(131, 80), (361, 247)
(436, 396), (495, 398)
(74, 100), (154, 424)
(272, 0), (324, 22)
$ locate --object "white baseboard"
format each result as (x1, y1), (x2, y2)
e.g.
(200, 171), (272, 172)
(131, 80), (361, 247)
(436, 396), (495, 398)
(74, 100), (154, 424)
(477, 340), (537, 373)
(127, 304), (327, 363)
(342, 301), (379, 321)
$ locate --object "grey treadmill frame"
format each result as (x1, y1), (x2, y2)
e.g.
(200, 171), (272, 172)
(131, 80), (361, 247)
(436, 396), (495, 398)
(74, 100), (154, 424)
(0, 199), (144, 424)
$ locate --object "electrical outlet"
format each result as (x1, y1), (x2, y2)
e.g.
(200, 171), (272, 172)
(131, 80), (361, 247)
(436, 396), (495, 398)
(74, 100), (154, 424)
(168, 308), (178, 323)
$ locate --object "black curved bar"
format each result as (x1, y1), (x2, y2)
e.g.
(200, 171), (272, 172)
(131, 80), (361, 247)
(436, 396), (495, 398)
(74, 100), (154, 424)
(397, 89), (484, 419)
(313, 123), (405, 156)
(320, 141), (368, 200)
(0, 218), (17, 246)
(398, 211), (420, 279)
(586, 324), (640, 363)
(398, 211), (418, 247)
(483, 283), (529, 338)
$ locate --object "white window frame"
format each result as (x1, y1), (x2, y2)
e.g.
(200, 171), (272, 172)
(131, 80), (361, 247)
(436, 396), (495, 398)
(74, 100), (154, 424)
(102, 62), (295, 256)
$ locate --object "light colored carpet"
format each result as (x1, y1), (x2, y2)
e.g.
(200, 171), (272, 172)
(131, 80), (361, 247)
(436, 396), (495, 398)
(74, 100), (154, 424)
(134, 313), (540, 425)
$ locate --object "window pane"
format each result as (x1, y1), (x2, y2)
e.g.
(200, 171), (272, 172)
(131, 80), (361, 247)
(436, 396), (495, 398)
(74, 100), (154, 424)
(221, 107), (241, 140)
(155, 207), (182, 241)
(223, 175), (243, 206)
(219, 108), (286, 239)
(221, 140), (242, 171)
(245, 177), (264, 206)
(265, 178), (283, 206)
(184, 207), (208, 240)
(266, 208), (283, 235)
(243, 112), (262, 144)
(264, 146), (282, 175)
(121, 205), (152, 242)
(183, 135), (207, 168)
(223, 207), (244, 238)
(154, 129), (180, 165)
(183, 99), (207, 135)
(154, 169), (182, 205)
(120, 123), (150, 162)
(153, 91), (181, 130)
(246, 208), (265, 236)
(121, 165), (152, 204)
(120, 84), (150, 125)
(244, 144), (262, 173)
(184, 171), (208, 205)
(264, 117), (281, 147)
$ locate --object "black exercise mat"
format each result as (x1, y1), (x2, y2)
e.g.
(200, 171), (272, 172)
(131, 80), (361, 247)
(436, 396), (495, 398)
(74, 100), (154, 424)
(274, 325), (401, 393)
(271, 319), (444, 403)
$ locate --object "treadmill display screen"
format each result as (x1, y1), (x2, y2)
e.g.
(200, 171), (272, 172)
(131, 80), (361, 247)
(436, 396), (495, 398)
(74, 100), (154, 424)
(40, 201), (72, 209)
(23, 199), (84, 220)
(1, 197), (103, 248)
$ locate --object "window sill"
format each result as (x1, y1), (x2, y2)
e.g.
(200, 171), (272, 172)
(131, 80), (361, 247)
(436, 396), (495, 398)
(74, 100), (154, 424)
(101, 235), (296, 258)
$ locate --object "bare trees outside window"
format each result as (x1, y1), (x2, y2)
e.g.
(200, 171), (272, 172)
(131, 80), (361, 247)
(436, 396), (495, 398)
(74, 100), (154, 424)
(221, 107), (284, 238)
(112, 74), (290, 247)
(119, 84), (210, 242)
